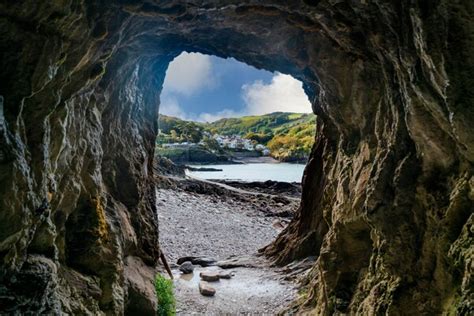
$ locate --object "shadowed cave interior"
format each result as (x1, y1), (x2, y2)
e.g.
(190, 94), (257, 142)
(0, 1), (472, 315)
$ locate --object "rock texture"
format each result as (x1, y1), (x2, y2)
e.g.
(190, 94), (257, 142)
(0, 1), (472, 315)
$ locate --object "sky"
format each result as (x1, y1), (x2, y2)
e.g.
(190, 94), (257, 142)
(160, 52), (312, 122)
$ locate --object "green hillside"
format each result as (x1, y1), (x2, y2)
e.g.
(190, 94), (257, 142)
(207, 112), (315, 137)
(207, 112), (316, 161)
(156, 112), (316, 162)
(157, 115), (206, 144)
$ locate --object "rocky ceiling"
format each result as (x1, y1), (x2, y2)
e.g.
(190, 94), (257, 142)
(0, 0), (472, 315)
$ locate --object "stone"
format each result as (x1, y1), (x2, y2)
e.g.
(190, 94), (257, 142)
(199, 282), (216, 297)
(177, 256), (216, 267)
(179, 262), (194, 274)
(191, 257), (217, 267)
(124, 256), (158, 315)
(218, 272), (234, 279)
(199, 271), (220, 282)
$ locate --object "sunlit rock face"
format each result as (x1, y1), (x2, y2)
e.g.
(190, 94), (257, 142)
(0, 1), (472, 314)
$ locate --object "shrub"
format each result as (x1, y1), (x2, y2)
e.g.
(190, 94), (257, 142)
(155, 274), (176, 316)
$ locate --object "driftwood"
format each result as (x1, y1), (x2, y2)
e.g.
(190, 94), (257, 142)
(160, 250), (173, 279)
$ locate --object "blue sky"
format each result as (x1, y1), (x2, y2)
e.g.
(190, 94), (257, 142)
(160, 52), (311, 122)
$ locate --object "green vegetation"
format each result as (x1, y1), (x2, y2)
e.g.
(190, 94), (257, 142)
(266, 115), (315, 161)
(207, 112), (314, 137)
(155, 274), (176, 316)
(156, 112), (316, 162)
(158, 147), (229, 164)
(157, 115), (205, 144)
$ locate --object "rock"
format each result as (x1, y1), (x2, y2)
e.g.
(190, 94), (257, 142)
(177, 256), (198, 265)
(179, 262), (194, 274)
(218, 272), (233, 279)
(199, 281), (216, 297)
(177, 256), (216, 267)
(272, 219), (285, 230)
(124, 256), (158, 315)
(216, 256), (262, 269)
(199, 271), (220, 282)
(191, 257), (217, 267)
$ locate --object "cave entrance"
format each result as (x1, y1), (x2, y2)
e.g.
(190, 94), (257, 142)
(155, 51), (314, 313)
(156, 52), (314, 179)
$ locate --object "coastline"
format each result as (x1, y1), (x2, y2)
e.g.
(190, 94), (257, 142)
(231, 155), (279, 164)
(188, 155), (308, 165)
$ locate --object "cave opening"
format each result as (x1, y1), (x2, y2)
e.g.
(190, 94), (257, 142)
(156, 51), (315, 178)
(154, 51), (316, 313)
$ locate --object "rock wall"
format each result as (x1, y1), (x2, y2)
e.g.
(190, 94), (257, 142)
(0, 1), (472, 315)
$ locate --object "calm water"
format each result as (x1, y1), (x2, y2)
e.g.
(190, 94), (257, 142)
(186, 163), (306, 183)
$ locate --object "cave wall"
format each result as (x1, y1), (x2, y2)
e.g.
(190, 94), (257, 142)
(0, 1), (472, 315)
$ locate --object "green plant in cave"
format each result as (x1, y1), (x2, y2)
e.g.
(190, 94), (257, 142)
(155, 274), (176, 316)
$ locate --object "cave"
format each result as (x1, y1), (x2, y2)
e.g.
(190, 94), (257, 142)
(0, 1), (472, 315)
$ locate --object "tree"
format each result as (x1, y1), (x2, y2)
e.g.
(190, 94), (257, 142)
(244, 132), (273, 144)
(202, 137), (221, 152)
(170, 129), (178, 142)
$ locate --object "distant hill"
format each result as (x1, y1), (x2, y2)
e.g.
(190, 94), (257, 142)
(206, 112), (315, 138)
(157, 112), (316, 162)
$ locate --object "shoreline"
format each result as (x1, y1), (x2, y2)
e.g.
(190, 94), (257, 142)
(184, 155), (308, 166)
(165, 154), (308, 166)
(183, 161), (306, 184)
(232, 155), (279, 164)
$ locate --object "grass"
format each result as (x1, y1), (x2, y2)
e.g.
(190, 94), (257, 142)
(155, 274), (176, 316)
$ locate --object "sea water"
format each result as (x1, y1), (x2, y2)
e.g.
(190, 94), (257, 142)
(185, 163), (306, 183)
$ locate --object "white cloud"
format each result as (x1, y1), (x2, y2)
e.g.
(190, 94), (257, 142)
(160, 60), (312, 123)
(162, 52), (216, 96)
(159, 95), (237, 123)
(242, 73), (312, 115)
(198, 109), (241, 123)
(159, 96), (188, 119)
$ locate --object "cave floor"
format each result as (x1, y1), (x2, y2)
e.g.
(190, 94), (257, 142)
(157, 184), (297, 315)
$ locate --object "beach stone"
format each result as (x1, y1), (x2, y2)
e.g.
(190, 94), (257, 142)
(219, 271), (233, 279)
(199, 281), (216, 297)
(177, 256), (216, 267)
(177, 256), (197, 265)
(179, 261), (194, 274)
(192, 257), (216, 267)
(200, 271), (220, 282)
